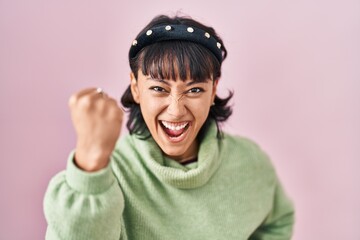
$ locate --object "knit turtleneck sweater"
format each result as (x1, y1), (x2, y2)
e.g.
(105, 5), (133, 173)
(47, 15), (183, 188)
(44, 122), (295, 240)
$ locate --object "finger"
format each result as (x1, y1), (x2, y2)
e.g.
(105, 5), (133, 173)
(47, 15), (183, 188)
(77, 87), (100, 98)
(77, 87), (111, 100)
(80, 88), (110, 103)
(92, 87), (114, 100)
(69, 87), (99, 106)
(106, 98), (122, 109)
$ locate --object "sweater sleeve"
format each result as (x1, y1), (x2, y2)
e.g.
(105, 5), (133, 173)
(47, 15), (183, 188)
(43, 150), (125, 240)
(249, 178), (295, 240)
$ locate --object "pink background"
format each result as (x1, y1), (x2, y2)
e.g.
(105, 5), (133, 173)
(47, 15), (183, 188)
(1, 0), (359, 239)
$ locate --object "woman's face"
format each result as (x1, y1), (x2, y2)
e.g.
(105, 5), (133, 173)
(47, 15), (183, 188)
(130, 70), (218, 161)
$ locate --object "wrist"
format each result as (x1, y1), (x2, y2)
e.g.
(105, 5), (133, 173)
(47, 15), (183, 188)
(74, 147), (111, 172)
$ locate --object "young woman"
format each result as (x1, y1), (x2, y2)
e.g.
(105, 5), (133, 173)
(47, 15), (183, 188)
(44, 14), (295, 240)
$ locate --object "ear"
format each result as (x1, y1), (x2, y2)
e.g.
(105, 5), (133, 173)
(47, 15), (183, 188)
(211, 79), (219, 103)
(130, 72), (140, 104)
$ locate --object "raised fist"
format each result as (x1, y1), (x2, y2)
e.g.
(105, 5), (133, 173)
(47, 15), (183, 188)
(68, 87), (123, 172)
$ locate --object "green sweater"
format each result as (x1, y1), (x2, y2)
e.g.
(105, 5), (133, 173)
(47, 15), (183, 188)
(44, 123), (295, 239)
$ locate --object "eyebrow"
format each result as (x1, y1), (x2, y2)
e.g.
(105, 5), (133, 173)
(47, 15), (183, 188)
(146, 78), (209, 86)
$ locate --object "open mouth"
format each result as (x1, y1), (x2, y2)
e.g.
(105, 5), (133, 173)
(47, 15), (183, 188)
(159, 120), (190, 139)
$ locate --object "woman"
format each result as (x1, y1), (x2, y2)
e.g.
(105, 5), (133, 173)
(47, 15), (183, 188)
(44, 14), (295, 240)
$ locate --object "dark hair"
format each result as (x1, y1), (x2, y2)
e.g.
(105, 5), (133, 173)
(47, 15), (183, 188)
(121, 14), (233, 139)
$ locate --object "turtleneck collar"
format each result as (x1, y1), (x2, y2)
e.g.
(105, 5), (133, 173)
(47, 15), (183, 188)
(130, 121), (223, 189)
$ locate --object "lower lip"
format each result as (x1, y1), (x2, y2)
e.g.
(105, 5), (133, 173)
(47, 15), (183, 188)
(160, 122), (190, 143)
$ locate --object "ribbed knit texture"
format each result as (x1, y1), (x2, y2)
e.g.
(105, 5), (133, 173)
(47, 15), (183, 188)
(44, 122), (295, 240)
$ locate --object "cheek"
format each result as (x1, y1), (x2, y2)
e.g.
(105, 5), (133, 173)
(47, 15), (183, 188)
(139, 97), (164, 121)
(188, 99), (211, 121)
(196, 107), (210, 122)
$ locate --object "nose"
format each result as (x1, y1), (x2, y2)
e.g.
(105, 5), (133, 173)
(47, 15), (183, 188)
(166, 93), (187, 119)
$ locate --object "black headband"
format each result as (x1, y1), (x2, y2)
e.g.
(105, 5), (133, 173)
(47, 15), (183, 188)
(129, 24), (223, 63)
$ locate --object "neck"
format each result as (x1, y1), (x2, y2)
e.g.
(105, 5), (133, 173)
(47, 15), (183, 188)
(165, 139), (199, 163)
(178, 155), (198, 164)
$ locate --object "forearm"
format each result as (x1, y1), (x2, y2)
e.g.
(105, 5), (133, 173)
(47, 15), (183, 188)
(43, 150), (125, 240)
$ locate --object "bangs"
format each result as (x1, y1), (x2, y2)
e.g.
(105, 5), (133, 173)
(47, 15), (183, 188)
(138, 41), (220, 82)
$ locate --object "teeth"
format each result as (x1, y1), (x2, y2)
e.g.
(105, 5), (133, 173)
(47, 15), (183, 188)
(161, 121), (188, 131)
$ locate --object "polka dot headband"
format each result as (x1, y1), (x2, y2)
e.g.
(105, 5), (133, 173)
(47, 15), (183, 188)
(129, 24), (223, 63)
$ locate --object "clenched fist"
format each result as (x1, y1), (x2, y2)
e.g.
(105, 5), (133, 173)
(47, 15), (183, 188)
(68, 87), (123, 172)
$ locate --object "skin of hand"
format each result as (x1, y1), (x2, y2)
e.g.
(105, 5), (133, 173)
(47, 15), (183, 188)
(68, 87), (123, 172)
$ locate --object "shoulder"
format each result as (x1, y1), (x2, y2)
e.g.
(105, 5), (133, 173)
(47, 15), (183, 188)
(111, 132), (158, 171)
(111, 132), (139, 164)
(220, 131), (276, 174)
(222, 131), (267, 156)
(115, 132), (134, 150)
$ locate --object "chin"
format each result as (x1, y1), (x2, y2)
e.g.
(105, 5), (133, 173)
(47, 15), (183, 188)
(159, 144), (189, 158)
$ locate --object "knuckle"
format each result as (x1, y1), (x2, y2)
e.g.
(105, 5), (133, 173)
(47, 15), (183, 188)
(78, 96), (93, 108)
(107, 97), (117, 104)
(68, 94), (78, 107)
